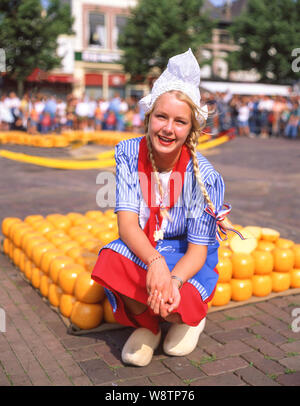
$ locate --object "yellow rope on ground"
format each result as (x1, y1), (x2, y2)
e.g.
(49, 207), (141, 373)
(0, 149), (116, 170)
(198, 133), (212, 143)
(197, 135), (229, 150)
(95, 149), (115, 159)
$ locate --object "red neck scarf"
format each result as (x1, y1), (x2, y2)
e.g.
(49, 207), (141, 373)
(138, 136), (191, 247)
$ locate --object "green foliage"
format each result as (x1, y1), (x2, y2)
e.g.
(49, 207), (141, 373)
(227, 0), (300, 83)
(118, 0), (214, 82)
(0, 0), (73, 91)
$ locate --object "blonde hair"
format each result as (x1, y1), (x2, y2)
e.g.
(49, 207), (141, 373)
(144, 90), (232, 231)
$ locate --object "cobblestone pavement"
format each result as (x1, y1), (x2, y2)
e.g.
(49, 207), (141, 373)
(0, 136), (300, 387)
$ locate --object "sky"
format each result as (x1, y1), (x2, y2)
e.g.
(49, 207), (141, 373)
(40, 0), (236, 10)
(41, 0), (49, 8)
(40, 0), (233, 6)
(209, 0), (234, 5)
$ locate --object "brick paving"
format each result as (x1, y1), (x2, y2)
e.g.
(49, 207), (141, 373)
(0, 136), (300, 387)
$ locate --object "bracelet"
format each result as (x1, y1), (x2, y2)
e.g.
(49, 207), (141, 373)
(146, 253), (163, 269)
(171, 275), (183, 290)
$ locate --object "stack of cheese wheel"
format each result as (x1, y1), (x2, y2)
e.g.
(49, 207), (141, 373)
(1, 209), (119, 329)
(272, 237), (295, 292)
(209, 225), (300, 308)
(211, 245), (233, 306)
(291, 244), (300, 289)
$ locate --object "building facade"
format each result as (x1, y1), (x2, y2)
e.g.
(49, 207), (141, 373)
(70, 0), (147, 100)
(200, 0), (261, 82)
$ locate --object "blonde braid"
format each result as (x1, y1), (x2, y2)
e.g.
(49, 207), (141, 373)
(185, 131), (215, 211)
(185, 132), (233, 231)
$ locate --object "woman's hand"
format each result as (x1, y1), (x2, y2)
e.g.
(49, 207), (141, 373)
(146, 257), (173, 315)
(166, 280), (181, 314)
(149, 279), (181, 318)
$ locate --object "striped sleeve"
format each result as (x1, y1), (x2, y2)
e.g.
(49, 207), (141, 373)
(187, 171), (225, 245)
(114, 142), (140, 214)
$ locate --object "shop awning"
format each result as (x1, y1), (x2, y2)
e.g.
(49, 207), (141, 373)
(108, 74), (126, 87)
(46, 73), (74, 83)
(85, 73), (103, 86)
(26, 68), (48, 82)
(26, 68), (74, 83)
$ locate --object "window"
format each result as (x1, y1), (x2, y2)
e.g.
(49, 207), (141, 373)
(88, 13), (106, 48)
(219, 33), (230, 44)
(113, 15), (127, 49)
(86, 86), (103, 99)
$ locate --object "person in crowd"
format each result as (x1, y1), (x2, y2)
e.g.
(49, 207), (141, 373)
(87, 96), (97, 131)
(258, 95), (274, 138)
(104, 109), (117, 130)
(124, 107), (134, 132)
(279, 98), (291, 136)
(27, 99), (39, 134)
(229, 95), (239, 131)
(65, 95), (76, 130)
(132, 105), (143, 133)
(248, 96), (260, 137)
(100, 98), (109, 118)
(237, 98), (251, 137)
(284, 101), (300, 139)
(4, 92), (21, 117)
(108, 92), (124, 131)
(41, 112), (51, 134)
(34, 94), (46, 133)
(75, 96), (89, 130)
(19, 93), (30, 130)
(119, 97), (129, 132)
(271, 96), (285, 138)
(44, 95), (57, 121)
(56, 98), (67, 133)
(0, 94), (14, 130)
(94, 99), (104, 131)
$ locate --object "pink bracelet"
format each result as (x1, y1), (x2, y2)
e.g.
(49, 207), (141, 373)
(146, 253), (163, 269)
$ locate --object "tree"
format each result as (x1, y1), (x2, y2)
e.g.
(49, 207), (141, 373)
(227, 0), (300, 84)
(118, 0), (214, 83)
(0, 0), (74, 95)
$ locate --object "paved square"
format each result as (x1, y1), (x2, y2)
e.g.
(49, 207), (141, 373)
(0, 136), (299, 386)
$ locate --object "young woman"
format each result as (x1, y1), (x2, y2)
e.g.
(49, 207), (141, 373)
(92, 49), (236, 367)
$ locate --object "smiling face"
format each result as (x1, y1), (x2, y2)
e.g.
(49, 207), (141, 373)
(148, 92), (193, 168)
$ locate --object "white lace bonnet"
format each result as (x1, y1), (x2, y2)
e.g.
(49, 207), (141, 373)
(139, 48), (208, 122)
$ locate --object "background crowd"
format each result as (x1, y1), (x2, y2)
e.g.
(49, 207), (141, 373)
(207, 92), (300, 140)
(0, 90), (299, 139)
